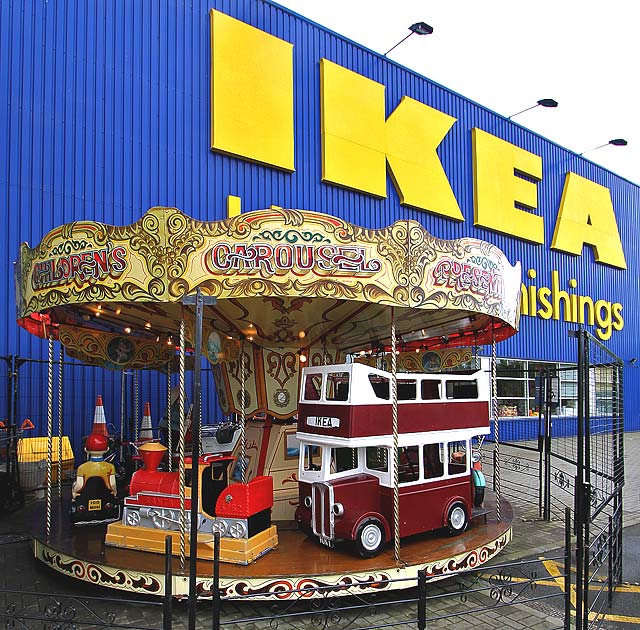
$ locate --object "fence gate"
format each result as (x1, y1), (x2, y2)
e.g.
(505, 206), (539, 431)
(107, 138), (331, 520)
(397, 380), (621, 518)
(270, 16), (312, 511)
(484, 363), (578, 522)
(573, 329), (624, 630)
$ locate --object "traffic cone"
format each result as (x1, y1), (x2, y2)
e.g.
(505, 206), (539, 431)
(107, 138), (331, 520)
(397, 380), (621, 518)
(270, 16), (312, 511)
(139, 402), (154, 441)
(91, 395), (108, 436)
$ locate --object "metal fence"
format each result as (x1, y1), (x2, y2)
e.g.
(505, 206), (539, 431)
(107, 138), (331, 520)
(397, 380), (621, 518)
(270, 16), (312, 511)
(0, 356), (23, 512)
(573, 330), (624, 630)
(1, 354), (225, 493)
(0, 519), (577, 630)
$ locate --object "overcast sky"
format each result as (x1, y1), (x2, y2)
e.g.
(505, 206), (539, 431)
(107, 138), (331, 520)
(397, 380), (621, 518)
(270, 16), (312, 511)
(274, 0), (639, 186)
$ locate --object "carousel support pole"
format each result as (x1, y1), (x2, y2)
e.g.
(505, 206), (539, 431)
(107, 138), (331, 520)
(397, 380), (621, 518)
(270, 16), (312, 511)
(134, 370), (140, 441)
(57, 346), (64, 500)
(212, 532), (221, 630)
(187, 289), (205, 630)
(178, 319), (187, 571)
(198, 384), (202, 457)
(46, 335), (54, 538)
(491, 322), (501, 522)
(391, 309), (400, 564)
(167, 363), (172, 471)
(163, 535), (173, 630)
(240, 339), (247, 483)
(120, 369), (126, 469)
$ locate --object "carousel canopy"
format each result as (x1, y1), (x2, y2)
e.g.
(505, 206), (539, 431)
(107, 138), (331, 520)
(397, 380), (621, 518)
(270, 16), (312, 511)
(16, 206), (521, 365)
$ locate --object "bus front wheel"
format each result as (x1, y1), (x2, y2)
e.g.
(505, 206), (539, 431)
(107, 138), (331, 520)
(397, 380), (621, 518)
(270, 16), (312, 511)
(447, 502), (468, 535)
(355, 519), (385, 558)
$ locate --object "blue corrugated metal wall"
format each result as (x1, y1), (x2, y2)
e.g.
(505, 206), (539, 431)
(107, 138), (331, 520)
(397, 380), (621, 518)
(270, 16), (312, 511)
(1, 0), (639, 453)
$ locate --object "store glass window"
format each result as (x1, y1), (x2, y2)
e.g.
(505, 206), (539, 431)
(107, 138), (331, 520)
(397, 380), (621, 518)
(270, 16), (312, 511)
(496, 358), (579, 417)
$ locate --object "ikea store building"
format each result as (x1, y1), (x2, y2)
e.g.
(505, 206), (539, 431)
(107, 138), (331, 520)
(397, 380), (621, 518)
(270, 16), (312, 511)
(1, 0), (639, 454)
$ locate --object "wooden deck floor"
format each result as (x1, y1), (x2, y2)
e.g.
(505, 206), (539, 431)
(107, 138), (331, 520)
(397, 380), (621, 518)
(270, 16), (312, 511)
(32, 493), (513, 599)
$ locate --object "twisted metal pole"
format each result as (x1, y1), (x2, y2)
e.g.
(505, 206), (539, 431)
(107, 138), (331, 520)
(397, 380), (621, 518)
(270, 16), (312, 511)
(391, 309), (400, 563)
(167, 362), (172, 472)
(46, 335), (54, 537)
(57, 346), (64, 500)
(198, 379), (202, 456)
(492, 323), (501, 521)
(119, 369), (125, 467)
(178, 319), (187, 569)
(133, 370), (140, 441)
(240, 340), (247, 484)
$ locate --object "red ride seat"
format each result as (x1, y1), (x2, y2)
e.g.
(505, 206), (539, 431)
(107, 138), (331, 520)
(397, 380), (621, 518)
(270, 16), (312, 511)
(215, 476), (273, 519)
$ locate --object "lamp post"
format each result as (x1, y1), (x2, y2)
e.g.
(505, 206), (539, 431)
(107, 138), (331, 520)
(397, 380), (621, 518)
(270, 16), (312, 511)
(508, 98), (558, 119)
(579, 138), (628, 156)
(384, 22), (433, 56)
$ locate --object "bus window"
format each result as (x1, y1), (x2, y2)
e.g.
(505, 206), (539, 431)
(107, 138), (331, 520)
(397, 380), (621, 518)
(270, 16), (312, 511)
(326, 372), (350, 401)
(330, 447), (358, 474)
(423, 443), (444, 479)
(445, 379), (478, 399)
(302, 445), (323, 472)
(447, 441), (467, 475)
(303, 373), (323, 400)
(397, 379), (417, 400)
(368, 374), (390, 399)
(365, 447), (388, 472)
(421, 380), (440, 400)
(398, 445), (420, 483)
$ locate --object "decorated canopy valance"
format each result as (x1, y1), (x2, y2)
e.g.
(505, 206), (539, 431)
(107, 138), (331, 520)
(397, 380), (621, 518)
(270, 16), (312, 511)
(17, 206), (520, 348)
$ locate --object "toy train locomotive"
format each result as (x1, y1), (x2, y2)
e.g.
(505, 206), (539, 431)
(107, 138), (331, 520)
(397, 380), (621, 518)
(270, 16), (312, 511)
(105, 442), (278, 564)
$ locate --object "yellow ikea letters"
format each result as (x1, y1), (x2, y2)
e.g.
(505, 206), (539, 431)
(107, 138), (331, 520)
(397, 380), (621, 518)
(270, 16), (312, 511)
(209, 10), (626, 269)
(209, 10), (294, 171)
(321, 60), (463, 219)
(385, 97), (463, 220)
(320, 60), (387, 198)
(473, 128), (543, 243)
(552, 173), (627, 269)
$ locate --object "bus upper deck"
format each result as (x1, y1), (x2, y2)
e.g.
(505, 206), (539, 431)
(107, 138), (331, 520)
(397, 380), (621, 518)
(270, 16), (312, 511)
(298, 362), (490, 439)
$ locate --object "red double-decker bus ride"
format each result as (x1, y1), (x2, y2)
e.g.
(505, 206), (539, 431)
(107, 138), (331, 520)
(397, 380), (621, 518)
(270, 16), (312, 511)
(295, 361), (489, 557)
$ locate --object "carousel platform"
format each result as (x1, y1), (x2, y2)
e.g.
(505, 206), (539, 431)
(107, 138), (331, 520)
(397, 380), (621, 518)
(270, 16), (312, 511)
(31, 493), (512, 600)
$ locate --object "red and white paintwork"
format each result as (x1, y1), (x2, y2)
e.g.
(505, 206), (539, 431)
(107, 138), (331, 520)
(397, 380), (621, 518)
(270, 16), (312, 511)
(139, 402), (154, 441)
(295, 362), (490, 555)
(91, 395), (108, 436)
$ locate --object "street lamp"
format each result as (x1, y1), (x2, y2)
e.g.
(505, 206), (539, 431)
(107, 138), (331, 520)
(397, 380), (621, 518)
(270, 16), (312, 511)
(579, 138), (628, 156)
(508, 98), (558, 119)
(384, 22), (434, 56)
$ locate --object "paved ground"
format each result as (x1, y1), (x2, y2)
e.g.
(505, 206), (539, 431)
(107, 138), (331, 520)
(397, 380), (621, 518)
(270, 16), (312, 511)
(2, 432), (640, 629)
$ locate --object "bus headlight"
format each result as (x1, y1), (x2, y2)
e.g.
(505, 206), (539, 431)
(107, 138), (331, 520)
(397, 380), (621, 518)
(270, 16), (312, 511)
(304, 495), (312, 508)
(332, 502), (344, 517)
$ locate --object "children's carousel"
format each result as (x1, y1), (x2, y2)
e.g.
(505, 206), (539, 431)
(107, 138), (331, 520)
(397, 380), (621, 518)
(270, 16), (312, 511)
(15, 206), (521, 600)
